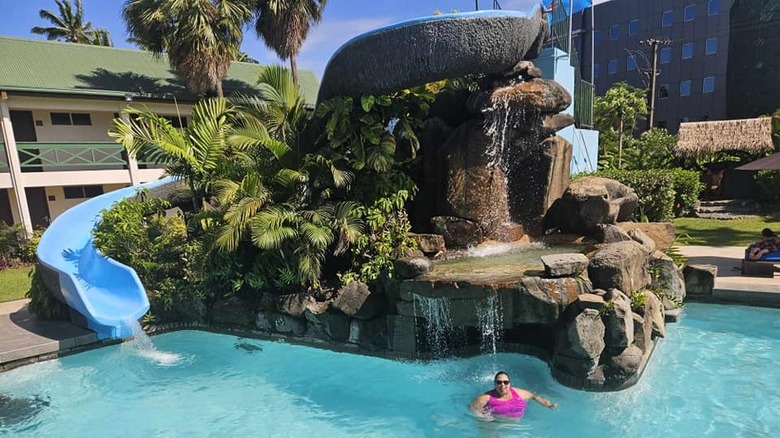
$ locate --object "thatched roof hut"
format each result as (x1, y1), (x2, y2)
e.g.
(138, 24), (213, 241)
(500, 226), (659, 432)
(674, 117), (774, 157)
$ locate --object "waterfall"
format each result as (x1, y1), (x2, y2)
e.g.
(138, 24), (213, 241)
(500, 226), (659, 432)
(122, 319), (183, 366)
(413, 295), (453, 358)
(484, 94), (514, 169)
(477, 294), (503, 355)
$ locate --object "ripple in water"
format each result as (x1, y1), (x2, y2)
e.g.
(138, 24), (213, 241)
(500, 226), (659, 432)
(122, 320), (185, 366)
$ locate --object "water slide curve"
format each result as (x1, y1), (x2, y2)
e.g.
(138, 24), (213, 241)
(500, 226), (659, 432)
(317, 8), (548, 104)
(36, 177), (175, 340)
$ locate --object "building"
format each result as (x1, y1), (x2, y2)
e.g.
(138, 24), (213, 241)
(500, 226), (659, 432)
(0, 37), (319, 233)
(570, 0), (735, 133)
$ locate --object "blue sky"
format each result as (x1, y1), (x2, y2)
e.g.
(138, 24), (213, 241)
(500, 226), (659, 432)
(0, 0), (608, 79)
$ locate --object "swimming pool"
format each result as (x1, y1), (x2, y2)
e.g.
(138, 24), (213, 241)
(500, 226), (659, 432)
(1, 303), (778, 437)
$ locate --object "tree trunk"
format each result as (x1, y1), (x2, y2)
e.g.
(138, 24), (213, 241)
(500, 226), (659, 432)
(215, 80), (224, 98)
(290, 56), (299, 85)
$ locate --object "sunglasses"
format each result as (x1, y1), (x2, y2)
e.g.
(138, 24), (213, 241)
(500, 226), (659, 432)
(494, 380), (510, 385)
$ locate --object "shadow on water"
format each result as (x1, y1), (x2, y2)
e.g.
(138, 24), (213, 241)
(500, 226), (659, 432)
(0, 394), (49, 430)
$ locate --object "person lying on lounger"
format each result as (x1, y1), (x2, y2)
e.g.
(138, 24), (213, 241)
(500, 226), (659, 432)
(747, 228), (779, 260)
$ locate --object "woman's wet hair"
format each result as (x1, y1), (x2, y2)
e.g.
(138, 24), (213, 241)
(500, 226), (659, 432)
(762, 228), (776, 238)
(494, 371), (509, 381)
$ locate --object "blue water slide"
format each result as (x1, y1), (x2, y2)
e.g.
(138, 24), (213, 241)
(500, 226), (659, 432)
(36, 177), (175, 340)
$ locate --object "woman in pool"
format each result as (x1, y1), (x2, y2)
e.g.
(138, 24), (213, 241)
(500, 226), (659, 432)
(469, 371), (557, 421)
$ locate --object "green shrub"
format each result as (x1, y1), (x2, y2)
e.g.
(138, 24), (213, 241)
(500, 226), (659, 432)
(25, 265), (69, 320)
(668, 169), (704, 217)
(0, 223), (26, 268)
(755, 170), (780, 203)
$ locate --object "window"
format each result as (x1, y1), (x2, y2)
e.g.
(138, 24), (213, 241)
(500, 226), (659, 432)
(703, 76), (715, 93)
(594, 30), (601, 45)
(627, 55), (637, 71)
(608, 59), (618, 74)
(682, 43), (694, 59)
(594, 63), (600, 78)
(629, 19), (639, 35)
(685, 4), (696, 22)
(63, 185), (104, 199)
(662, 10), (673, 27)
(680, 80), (692, 97)
(655, 120), (668, 129)
(708, 0), (719, 15)
(50, 112), (92, 126)
(659, 84), (670, 99)
(705, 37), (717, 54)
(660, 47), (672, 64)
(610, 25), (619, 40)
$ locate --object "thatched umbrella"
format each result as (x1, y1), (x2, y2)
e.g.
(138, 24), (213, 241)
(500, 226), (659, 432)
(736, 153), (780, 171)
(674, 117), (774, 158)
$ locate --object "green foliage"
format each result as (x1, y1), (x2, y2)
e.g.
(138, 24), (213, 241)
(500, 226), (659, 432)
(629, 290), (647, 312)
(755, 170), (780, 203)
(93, 194), (204, 322)
(25, 265), (69, 320)
(0, 223), (41, 269)
(31, 0), (113, 46)
(772, 109), (780, 148)
(594, 169), (702, 221)
(594, 82), (649, 169)
(599, 299), (615, 316)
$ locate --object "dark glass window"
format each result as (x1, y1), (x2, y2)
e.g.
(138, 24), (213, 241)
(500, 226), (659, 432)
(703, 76), (715, 93)
(50, 113), (71, 125)
(594, 63), (600, 78)
(608, 59), (618, 74)
(71, 113), (92, 126)
(708, 0), (719, 15)
(655, 120), (668, 129)
(64, 185), (104, 199)
(680, 80), (692, 97)
(629, 19), (639, 35)
(610, 25), (619, 40)
(162, 115), (188, 128)
(659, 84), (670, 99)
(594, 30), (601, 44)
(627, 55), (637, 71)
(705, 37), (717, 55)
(660, 47), (672, 64)
(662, 10), (673, 27)
(685, 5), (696, 22)
(682, 43), (694, 59)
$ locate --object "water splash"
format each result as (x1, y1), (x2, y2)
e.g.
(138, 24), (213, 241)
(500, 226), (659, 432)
(413, 295), (453, 358)
(477, 294), (503, 355)
(465, 241), (547, 258)
(483, 94), (515, 169)
(122, 320), (183, 366)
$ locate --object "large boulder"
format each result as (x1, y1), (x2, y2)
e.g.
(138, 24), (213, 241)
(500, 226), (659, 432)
(650, 251), (686, 309)
(552, 309), (605, 377)
(332, 281), (383, 320)
(541, 253), (590, 278)
(489, 79), (572, 113)
(602, 290), (635, 351)
(604, 344), (643, 381)
(255, 310), (306, 336)
(431, 215), (484, 248)
(394, 257), (433, 279)
(588, 241), (651, 293)
(617, 222), (676, 251)
(546, 177), (639, 235)
(683, 264), (717, 298)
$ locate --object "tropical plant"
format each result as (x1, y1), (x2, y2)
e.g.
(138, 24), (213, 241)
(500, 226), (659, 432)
(122, 0), (253, 96)
(253, 0), (328, 84)
(594, 82), (649, 169)
(31, 0), (112, 46)
(109, 98), (242, 209)
(622, 128), (677, 170)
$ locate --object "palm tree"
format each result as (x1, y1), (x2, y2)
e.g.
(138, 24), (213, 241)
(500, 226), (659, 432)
(253, 0), (328, 84)
(108, 98), (242, 209)
(122, 0), (253, 97)
(31, 0), (113, 46)
(214, 66), (361, 288)
(594, 82), (648, 169)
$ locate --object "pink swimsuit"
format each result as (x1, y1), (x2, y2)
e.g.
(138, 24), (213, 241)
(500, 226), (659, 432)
(485, 387), (527, 418)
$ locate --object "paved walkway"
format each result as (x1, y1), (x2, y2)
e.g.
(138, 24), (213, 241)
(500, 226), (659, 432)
(678, 246), (780, 306)
(0, 299), (96, 371)
(1, 246), (778, 370)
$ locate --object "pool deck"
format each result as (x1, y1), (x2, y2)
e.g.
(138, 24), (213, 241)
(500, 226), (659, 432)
(1, 245), (779, 371)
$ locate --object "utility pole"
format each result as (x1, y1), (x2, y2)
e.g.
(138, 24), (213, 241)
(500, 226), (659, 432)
(642, 38), (671, 130)
(475, 0), (479, 11)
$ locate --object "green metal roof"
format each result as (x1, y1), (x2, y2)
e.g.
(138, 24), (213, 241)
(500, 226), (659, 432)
(0, 36), (319, 106)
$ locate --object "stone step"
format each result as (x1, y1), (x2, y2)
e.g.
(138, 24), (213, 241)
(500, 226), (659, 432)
(695, 205), (759, 213)
(695, 212), (758, 220)
(697, 199), (757, 208)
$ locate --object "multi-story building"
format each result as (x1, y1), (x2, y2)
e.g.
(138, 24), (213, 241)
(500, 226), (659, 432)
(0, 36), (318, 233)
(570, 0), (735, 133)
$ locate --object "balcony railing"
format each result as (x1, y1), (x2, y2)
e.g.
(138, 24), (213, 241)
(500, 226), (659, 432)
(4, 142), (164, 172)
(0, 143), (8, 171)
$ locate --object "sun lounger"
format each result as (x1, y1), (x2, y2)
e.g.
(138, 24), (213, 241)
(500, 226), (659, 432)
(741, 250), (780, 277)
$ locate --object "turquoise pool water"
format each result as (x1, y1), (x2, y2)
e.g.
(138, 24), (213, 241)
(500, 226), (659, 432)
(1, 303), (779, 437)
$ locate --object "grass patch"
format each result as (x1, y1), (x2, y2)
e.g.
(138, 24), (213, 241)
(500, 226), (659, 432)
(0, 266), (33, 302)
(673, 215), (780, 247)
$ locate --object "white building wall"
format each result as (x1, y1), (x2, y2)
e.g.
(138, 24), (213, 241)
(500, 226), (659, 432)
(30, 110), (116, 142)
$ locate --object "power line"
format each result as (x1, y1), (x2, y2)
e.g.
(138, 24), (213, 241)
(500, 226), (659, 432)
(641, 38), (671, 130)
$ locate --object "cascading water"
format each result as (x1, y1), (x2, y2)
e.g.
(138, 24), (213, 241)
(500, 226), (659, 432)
(121, 319), (183, 366)
(413, 295), (453, 358)
(476, 294), (503, 355)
